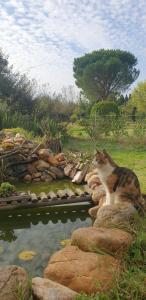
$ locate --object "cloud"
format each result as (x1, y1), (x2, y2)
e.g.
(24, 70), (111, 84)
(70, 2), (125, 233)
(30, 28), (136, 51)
(0, 0), (146, 91)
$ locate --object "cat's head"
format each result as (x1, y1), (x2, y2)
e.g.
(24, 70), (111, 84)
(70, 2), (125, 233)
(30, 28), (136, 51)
(92, 149), (117, 170)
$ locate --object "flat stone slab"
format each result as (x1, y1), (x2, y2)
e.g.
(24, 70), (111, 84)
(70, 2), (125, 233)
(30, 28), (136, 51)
(32, 277), (78, 300)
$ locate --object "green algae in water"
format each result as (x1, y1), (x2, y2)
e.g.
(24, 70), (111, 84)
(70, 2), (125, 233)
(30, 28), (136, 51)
(16, 179), (78, 194)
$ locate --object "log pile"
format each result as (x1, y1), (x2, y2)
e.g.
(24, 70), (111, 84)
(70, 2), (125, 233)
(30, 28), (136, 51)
(0, 131), (90, 184)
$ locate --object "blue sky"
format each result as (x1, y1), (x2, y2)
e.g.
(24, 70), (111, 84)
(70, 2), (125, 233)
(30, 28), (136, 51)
(0, 0), (146, 92)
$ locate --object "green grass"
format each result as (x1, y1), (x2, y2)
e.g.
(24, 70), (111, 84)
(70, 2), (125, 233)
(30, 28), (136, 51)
(64, 137), (146, 193)
(67, 123), (89, 138)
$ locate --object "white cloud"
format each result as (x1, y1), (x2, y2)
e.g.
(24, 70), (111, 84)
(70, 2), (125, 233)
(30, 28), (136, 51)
(0, 0), (146, 91)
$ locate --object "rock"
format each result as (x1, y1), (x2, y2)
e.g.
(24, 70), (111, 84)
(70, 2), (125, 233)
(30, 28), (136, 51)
(45, 170), (56, 179)
(64, 164), (74, 177)
(33, 178), (41, 182)
(23, 174), (32, 183)
(88, 174), (101, 189)
(32, 172), (42, 179)
(93, 203), (138, 232)
(49, 166), (64, 179)
(47, 156), (60, 166)
(27, 164), (37, 175)
(0, 265), (29, 300)
(2, 141), (15, 150)
(71, 227), (133, 257)
(32, 277), (78, 300)
(44, 245), (121, 295)
(14, 133), (25, 144)
(55, 153), (65, 162)
(92, 185), (105, 204)
(85, 169), (98, 181)
(88, 205), (99, 218)
(38, 149), (52, 161)
(12, 164), (28, 176)
(34, 160), (50, 171)
(44, 175), (53, 182)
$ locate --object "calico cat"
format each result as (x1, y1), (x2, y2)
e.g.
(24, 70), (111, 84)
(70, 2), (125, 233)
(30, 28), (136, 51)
(92, 149), (145, 215)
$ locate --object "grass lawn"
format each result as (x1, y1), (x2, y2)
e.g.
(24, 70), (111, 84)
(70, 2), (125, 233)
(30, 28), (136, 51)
(64, 137), (146, 193)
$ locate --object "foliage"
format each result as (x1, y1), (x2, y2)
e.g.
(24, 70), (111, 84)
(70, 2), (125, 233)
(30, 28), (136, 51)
(39, 118), (68, 142)
(0, 182), (15, 197)
(71, 93), (92, 122)
(73, 49), (139, 102)
(91, 101), (120, 116)
(126, 81), (146, 114)
(132, 119), (146, 139)
(0, 49), (35, 114)
(34, 87), (77, 122)
(88, 112), (127, 139)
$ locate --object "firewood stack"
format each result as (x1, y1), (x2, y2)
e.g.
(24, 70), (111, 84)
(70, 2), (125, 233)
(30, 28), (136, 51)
(0, 132), (90, 184)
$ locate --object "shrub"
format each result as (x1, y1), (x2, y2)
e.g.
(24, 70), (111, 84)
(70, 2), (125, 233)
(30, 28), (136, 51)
(0, 182), (16, 197)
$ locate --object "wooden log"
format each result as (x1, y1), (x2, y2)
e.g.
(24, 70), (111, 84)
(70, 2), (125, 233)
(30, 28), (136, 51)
(75, 188), (85, 196)
(57, 189), (67, 199)
(72, 171), (82, 183)
(48, 191), (58, 201)
(30, 193), (38, 203)
(39, 192), (48, 202)
(72, 164), (89, 184)
(64, 188), (75, 198)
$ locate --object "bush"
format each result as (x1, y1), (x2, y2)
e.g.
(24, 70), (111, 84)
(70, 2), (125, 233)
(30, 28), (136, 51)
(91, 101), (120, 116)
(0, 182), (16, 197)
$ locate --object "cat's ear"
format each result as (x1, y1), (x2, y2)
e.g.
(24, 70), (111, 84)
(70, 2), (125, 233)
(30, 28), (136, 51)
(102, 149), (117, 166)
(102, 149), (108, 156)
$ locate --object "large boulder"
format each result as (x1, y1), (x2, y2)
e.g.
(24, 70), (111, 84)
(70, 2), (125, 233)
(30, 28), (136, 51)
(71, 227), (133, 257)
(0, 265), (29, 300)
(34, 160), (50, 171)
(87, 174), (101, 190)
(32, 277), (78, 300)
(49, 166), (64, 179)
(93, 203), (138, 232)
(23, 174), (32, 183)
(44, 246), (121, 295)
(38, 149), (60, 166)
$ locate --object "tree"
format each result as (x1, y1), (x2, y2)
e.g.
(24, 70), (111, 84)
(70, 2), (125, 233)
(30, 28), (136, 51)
(73, 49), (139, 102)
(126, 81), (146, 115)
(0, 49), (35, 114)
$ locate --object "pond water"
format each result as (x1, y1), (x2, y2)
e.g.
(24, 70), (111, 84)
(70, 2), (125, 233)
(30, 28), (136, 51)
(0, 204), (92, 276)
(16, 179), (80, 194)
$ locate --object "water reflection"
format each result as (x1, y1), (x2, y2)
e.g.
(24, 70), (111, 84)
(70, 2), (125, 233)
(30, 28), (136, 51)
(0, 204), (92, 276)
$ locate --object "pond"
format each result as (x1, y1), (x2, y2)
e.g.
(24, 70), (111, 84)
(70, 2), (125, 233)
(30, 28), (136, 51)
(0, 204), (92, 277)
(16, 179), (80, 194)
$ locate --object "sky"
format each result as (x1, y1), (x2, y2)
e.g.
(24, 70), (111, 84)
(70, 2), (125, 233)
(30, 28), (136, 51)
(0, 0), (146, 93)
